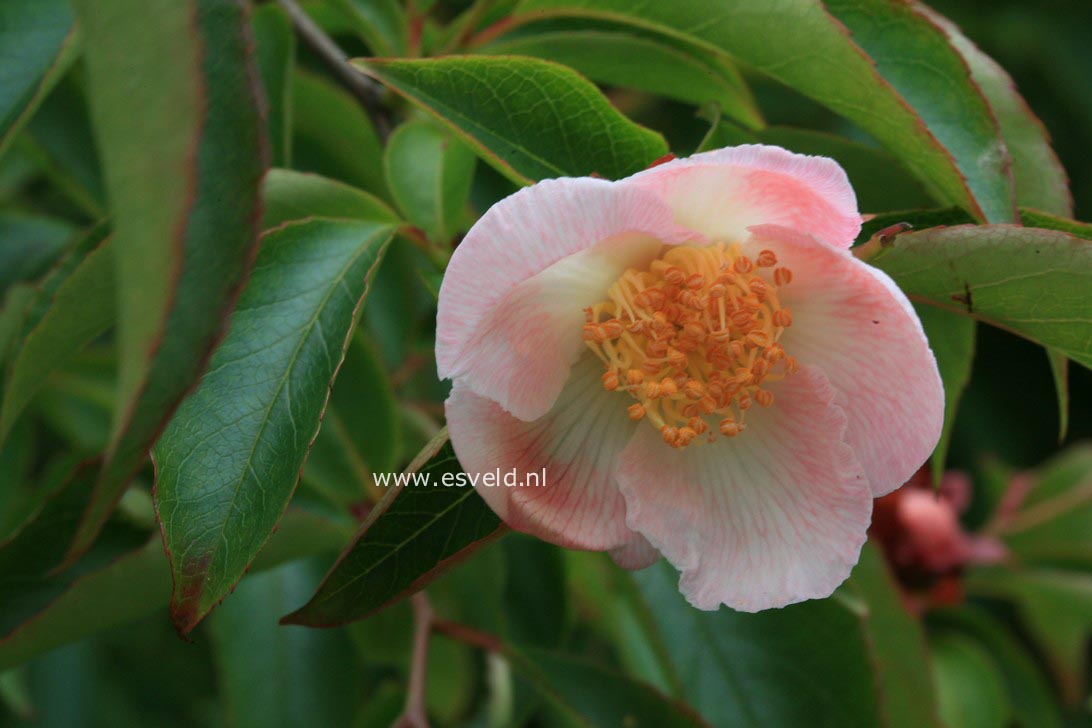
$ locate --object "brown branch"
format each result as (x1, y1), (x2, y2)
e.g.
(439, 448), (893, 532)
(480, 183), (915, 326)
(394, 593), (435, 728)
(431, 618), (504, 653)
(274, 0), (392, 139)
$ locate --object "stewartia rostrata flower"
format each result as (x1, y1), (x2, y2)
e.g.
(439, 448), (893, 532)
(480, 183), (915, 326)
(438, 145), (943, 611)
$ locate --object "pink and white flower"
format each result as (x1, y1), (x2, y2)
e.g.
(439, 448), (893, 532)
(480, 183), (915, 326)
(437, 145), (944, 612)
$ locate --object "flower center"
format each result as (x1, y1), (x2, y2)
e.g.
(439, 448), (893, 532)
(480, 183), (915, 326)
(582, 243), (798, 449)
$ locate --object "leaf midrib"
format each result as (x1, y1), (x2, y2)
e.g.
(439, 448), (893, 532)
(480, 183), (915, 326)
(312, 485), (482, 607)
(178, 225), (387, 608)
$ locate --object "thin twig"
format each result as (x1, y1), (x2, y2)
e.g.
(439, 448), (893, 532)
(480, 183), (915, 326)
(274, 0), (392, 139)
(395, 593), (435, 728)
(438, 0), (498, 54)
(432, 619), (504, 653)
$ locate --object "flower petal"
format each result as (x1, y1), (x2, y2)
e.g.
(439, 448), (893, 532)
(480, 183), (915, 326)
(441, 233), (662, 421)
(624, 144), (861, 249)
(752, 224), (945, 496)
(609, 534), (661, 570)
(616, 366), (871, 612)
(437, 177), (688, 419)
(445, 354), (639, 551)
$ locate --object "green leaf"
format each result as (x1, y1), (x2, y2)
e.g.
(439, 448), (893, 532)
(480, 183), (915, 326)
(967, 567), (1092, 705)
(0, 669), (32, 720)
(33, 346), (115, 454)
(208, 559), (365, 728)
(483, 29), (762, 129)
(0, 212), (75, 298)
(0, 509), (348, 671)
(501, 536), (569, 648)
(920, 5), (1072, 218)
(385, 120), (477, 244)
(929, 632), (1012, 728)
(1019, 209), (1092, 238)
(22, 75), (106, 218)
(516, 0), (1010, 220)
(153, 218), (395, 634)
(1045, 355), (1074, 447)
(251, 2), (296, 167)
(564, 551), (680, 694)
(302, 332), (401, 506)
(363, 237), (435, 369)
(0, 286), (35, 369)
(843, 543), (940, 728)
(914, 305), (975, 483)
(1018, 210), (1089, 439)
(356, 56), (669, 184)
(1046, 349), (1069, 441)
(631, 559), (884, 726)
(930, 606), (1063, 728)
(0, 227), (113, 445)
(0, 0), (79, 159)
(70, 0), (269, 560)
(993, 444), (1092, 568)
(261, 168), (399, 231)
(0, 419), (37, 540)
(510, 647), (709, 728)
(283, 434), (505, 627)
(872, 225), (1092, 369)
(0, 462), (149, 642)
(291, 69), (389, 200)
(326, 0), (407, 56)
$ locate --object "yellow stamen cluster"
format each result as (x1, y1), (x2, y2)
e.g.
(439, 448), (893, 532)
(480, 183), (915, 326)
(582, 243), (798, 449)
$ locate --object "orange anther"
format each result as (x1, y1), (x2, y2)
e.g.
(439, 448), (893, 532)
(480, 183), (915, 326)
(773, 308), (793, 327)
(667, 348), (688, 370)
(682, 321), (706, 339)
(581, 241), (801, 447)
(661, 426), (680, 446)
(646, 339), (668, 358)
(683, 380), (705, 399)
(601, 319), (624, 338)
(746, 330), (770, 347)
(581, 323), (604, 342)
(664, 267), (686, 286)
(719, 419), (744, 437)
